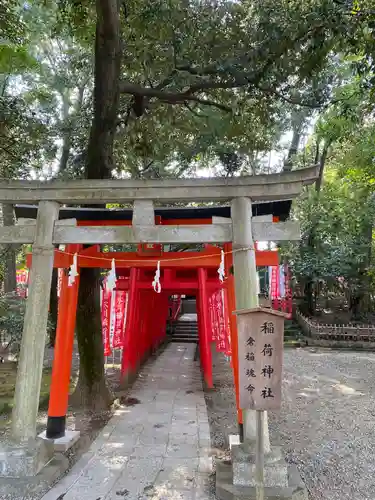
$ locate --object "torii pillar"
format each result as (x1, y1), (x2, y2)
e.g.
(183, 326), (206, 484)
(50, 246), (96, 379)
(231, 197), (270, 452)
(12, 201), (60, 442)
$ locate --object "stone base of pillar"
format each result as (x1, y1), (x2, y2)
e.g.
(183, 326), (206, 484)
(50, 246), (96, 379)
(0, 452), (69, 498)
(39, 429), (80, 452)
(232, 444), (288, 487)
(216, 460), (308, 500)
(0, 437), (55, 477)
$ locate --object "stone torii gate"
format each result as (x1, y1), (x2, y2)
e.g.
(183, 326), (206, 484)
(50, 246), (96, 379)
(0, 167), (317, 481)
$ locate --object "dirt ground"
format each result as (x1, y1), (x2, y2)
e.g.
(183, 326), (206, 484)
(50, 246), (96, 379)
(205, 346), (375, 500)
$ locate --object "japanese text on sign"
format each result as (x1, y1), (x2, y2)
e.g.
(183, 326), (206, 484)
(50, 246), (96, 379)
(237, 308), (285, 410)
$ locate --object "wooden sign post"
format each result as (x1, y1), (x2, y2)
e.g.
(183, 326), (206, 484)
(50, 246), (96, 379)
(235, 307), (288, 500)
(236, 307), (286, 410)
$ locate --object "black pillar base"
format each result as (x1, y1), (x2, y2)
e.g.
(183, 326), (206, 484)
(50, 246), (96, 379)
(46, 415), (66, 439)
(239, 423), (244, 443)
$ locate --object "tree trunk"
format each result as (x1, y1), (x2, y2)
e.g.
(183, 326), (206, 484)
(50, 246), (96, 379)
(58, 136), (71, 173)
(58, 86), (85, 174)
(2, 203), (17, 293)
(72, 0), (121, 410)
(283, 110), (309, 172)
(304, 142), (330, 315)
(358, 194), (375, 315)
(70, 267), (113, 409)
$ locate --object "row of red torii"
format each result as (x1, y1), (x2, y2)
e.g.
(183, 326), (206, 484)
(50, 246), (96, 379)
(0, 168), (317, 448)
(22, 211), (291, 440)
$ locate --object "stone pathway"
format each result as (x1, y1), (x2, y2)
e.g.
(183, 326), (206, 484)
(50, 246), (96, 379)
(41, 343), (213, 500)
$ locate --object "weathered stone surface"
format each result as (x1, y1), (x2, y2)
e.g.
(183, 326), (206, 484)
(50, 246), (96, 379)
(231, 196), (271, 449)
(0, 220), (301, 245)
(233, 461), (288, 487)
(11, 200), (60, 442)
(232, 444), (287, 487)
(0, 166), (318, 204)
(0, 454), (69, 499)
(0, 438), (54, 477)
(231, 443), (282, 463)
(41, 344), (214, 500)
(38, 430), (80, 453)
(216, 461), (308, 500)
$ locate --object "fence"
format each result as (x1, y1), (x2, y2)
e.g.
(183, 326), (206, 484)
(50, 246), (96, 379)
(295, 309), (375, 345)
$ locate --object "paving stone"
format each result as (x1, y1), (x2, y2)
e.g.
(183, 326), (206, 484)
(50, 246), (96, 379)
(155, 466), (198, 489)
(131, 444), (168, 458)
(61, 454), (129, 500)
(41, 344), (213, 500)
(166, 444), (200, 459)
(137, 432), (171, 446)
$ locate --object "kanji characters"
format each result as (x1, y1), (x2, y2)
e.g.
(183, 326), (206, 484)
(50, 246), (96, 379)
(261, 365), (274, 378)
(261, 321), (274, 334)
(261, 344), (273, 356)
(261, 387), (274, 399)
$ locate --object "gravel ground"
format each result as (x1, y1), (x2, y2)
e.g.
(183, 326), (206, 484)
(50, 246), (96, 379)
(205, 346), (375, 500)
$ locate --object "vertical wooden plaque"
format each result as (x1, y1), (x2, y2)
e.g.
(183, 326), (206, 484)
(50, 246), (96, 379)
(236, 307), (287, 410)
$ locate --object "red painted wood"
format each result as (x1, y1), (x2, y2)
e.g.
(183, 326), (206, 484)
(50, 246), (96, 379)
(26, 249), (278, 269)
(198, 268), (213, 388)
(121, 268), (138, 376)
(224, 242), (242, 425)
(48, 244), (81, 419)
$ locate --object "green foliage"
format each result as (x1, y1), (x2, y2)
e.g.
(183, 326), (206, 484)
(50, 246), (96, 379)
(113, 0), (355, 175)
(286, 178), (374, 285)
(0, 95), (55, 178)
(0, 292), (53, 358)
(0, 1), (27, 44)
(0, 45), (39, 74)
(0, 293), (26, 356)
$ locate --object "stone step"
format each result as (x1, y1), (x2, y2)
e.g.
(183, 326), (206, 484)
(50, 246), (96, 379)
(174, 323), (198, 328)
(171, 331), (199, 337)
(174, 330), (199, 335)
(174, 324), (198, 332)
(175, 321), (198, 326)
(170, 336), (198, 343)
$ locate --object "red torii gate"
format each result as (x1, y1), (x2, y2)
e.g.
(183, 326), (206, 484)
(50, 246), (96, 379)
(25, 214), (279, 439)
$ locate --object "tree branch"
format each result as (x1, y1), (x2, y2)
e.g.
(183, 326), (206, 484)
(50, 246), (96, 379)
(184, 102), (209, 118)
(119, 22), (338, 115)
(119, 82), (232, 112)
(257, 86), (325, 108)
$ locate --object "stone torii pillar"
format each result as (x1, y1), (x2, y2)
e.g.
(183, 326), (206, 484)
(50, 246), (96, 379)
(231, 197), (270, 451)
(12, 201), (60, 442)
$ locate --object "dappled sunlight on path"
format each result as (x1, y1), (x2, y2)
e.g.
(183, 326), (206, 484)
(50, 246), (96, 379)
(41, 344), (214, 500)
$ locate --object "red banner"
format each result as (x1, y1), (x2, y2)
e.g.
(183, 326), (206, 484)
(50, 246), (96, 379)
(222, 289), (231, 356)
(57, 268), (63, 298)
(216, 290), (226, 352)
(208, 290), (230, 353)
(271, 265), (280, 311)
(112, 290), (127, 348)
(211, 292), (219, 342)
(16, 269), (29, 298)
(101, 288), (112, 356)
(208, 296), (215, 342)
(284, 264), (292, 319)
